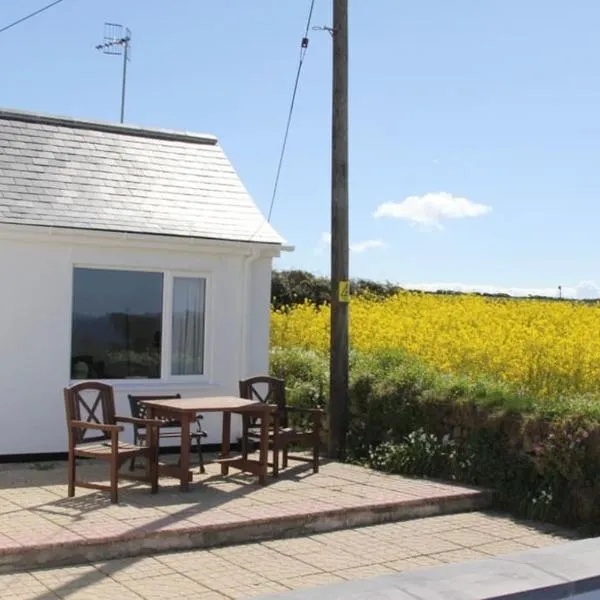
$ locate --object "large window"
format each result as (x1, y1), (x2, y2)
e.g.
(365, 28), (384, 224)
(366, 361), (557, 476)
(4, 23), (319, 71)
(71, 268), (207, 380)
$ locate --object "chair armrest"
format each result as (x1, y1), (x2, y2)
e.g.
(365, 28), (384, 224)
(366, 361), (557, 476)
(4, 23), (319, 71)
(70, 420), (124, 433)
(284, 407), (326, 416)
(115, 416), (163, 429)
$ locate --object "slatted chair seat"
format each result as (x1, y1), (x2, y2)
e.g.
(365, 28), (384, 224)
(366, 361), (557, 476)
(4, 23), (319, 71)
(137, 428), (183, 439)
(246, 426), (295, 439)
(128, 394), (207, 473)
(74, 440), (142, 455)
(239, 376), (325, 477)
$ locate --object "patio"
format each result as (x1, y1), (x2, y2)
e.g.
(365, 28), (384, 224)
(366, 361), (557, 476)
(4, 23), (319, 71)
(0, 511), (578, 600)
(0, 454), (492, 571)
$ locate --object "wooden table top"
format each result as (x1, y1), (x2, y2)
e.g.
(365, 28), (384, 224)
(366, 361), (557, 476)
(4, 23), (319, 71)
(139, 396), (273, 413)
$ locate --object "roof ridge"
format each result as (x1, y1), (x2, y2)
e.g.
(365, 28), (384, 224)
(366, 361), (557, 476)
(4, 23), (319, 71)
(0, 107), (218, 146)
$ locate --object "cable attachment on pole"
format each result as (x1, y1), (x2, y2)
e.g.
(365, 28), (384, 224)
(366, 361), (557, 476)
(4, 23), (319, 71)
(312, 25), (336, 37)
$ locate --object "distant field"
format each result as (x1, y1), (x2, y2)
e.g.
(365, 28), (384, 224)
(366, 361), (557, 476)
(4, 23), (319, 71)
(270, 293), (600, 398)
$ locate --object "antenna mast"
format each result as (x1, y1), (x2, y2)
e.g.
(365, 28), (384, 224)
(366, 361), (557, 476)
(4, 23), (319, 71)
(96, 23), (131, 123)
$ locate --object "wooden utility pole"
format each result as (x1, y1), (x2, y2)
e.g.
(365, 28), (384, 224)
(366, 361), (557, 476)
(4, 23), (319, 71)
(328, 0), (349, 460)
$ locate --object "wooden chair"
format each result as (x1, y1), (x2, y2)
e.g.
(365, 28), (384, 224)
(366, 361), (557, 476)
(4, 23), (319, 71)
(64, 382), (161, 504)
(239, 376), (325, 476)
(128, 394), (207, 473)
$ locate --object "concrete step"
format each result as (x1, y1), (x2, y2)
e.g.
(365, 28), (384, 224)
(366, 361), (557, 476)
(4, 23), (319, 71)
(0, 457), (493, 571)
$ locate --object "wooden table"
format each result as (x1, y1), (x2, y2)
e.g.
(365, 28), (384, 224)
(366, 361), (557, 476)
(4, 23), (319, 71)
(140, 396), (275, 491)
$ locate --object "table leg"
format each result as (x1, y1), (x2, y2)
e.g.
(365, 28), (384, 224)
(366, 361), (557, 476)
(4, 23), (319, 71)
(179, 413), (191, 492)
(146, 407), (156, 483)
(221, 411), (231, 476)
(258, 408), (270, 485)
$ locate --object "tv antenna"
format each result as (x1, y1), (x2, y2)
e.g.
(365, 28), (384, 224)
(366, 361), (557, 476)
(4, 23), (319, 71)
(96, 23), (131, 123)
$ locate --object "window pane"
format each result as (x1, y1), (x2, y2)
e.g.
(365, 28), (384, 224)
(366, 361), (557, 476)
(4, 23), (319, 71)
(171, 277), (206, 375)
(71, 268), (163, 379)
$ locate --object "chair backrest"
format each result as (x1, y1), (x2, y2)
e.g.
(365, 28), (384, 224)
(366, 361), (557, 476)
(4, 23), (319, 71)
(127, 394), (181, 427)
(239, 376), (287, 427)
(64, 381), (116, 445)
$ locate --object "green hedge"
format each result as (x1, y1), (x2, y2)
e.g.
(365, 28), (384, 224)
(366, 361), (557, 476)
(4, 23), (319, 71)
(270, 346), (600, 532)
(271, 270), (405, 309)
(270, 269), (592, 309)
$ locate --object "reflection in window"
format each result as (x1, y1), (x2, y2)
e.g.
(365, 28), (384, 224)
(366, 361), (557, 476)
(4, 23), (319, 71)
(171, 277), (206, 375)
(71, 268), (163, 379)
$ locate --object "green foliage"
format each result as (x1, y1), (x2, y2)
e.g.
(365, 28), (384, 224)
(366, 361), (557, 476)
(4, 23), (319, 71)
(270, 346), (600, 531)
(271, 271), (331, 309)
(269, 347), (328, 409)
(271, 270), (404, 309)
(369, 429), (457, 477)
(271, 269), (600, 309)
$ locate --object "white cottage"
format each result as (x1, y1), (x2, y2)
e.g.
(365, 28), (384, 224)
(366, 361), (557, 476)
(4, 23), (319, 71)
(0, 108), (287, 456)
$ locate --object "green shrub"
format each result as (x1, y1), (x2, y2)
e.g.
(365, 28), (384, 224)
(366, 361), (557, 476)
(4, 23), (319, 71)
(270, 346), (600, 531)
(369, 429), (457, 477)
(269, 346), (328, 409)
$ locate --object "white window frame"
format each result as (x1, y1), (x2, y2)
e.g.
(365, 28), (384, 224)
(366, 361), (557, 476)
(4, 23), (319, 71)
(161, 270), (213, 382)
(69, 264), (213, 385)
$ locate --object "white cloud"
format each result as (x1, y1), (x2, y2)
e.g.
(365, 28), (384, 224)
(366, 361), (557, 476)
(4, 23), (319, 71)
(400, 281), (600, 299)
(314, 232), (386, 255)
(574, 281), (600, 300)
(350, 239), (386, 253)
(374, 192), (492, 229)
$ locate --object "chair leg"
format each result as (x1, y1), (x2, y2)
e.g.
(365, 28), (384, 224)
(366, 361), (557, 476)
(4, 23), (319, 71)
(150, 445), (159, 494)
(110, 458), (119, 504)
(282, 446), (288, 469)
(67, 451), (76, 497)
(312, 415), (321, 473)
(198, 438), (205, 474)
(241, 416), (249, 460)
(272, 443), (279, 478)
(151, 463), (158, 494)
(176, 434), (183, 468)
(129, 429), (139, 472)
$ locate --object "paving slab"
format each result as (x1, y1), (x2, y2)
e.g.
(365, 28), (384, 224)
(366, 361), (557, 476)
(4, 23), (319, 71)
(0, 455), (492, 571)
(0, 511), (577, 599)
(255, 534), (599, 600)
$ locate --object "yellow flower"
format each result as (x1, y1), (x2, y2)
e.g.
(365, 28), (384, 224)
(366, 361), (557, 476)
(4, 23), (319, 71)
(270, 293), (600, 398)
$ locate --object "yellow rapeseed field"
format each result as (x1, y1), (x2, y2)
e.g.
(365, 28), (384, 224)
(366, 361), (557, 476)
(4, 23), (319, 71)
(271, 293), (600, 398)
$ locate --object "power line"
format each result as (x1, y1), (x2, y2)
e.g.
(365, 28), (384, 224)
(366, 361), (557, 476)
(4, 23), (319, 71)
(0, 0), (67, 36)
(246, 0), (316, 244)
(266, 0), (316, 223)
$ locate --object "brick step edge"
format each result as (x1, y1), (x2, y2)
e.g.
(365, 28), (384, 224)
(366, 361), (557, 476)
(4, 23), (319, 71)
(0, 490), (493, 573)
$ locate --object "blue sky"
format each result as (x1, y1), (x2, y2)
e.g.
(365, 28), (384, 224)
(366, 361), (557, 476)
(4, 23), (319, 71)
(2, 0), (600, 298)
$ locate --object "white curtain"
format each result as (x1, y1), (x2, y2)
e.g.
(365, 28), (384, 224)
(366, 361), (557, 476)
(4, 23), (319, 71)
(171, 277), (206, 375)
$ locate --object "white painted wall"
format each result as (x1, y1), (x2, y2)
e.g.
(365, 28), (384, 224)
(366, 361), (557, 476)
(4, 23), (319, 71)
(0, 226), (279, 455)
(246, 258), (274, 378)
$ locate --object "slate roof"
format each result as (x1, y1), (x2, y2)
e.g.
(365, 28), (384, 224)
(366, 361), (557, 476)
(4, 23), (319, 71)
(0, 109), (284, 245)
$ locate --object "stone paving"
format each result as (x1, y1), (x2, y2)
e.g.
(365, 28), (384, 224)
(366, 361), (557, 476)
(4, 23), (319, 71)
(0, 511), (578, 600)
(0, 455), (491, 570)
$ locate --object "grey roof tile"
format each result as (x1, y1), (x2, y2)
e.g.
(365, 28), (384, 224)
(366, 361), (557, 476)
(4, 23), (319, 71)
(0, 108), (284, 245)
